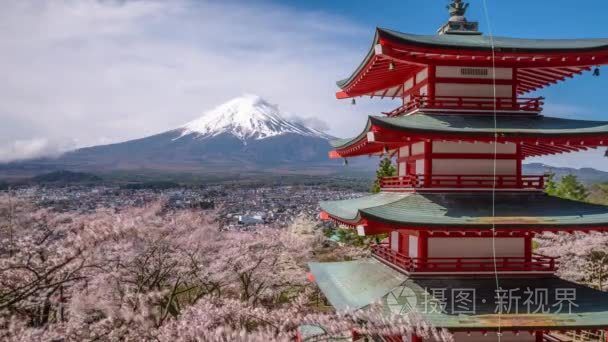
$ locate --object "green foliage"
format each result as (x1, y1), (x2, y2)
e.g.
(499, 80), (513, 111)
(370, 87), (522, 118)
(322, 227), (334, 238)
(532, 240), (540, 251)
(330, 228), (387, 248)
(370, 157), (396, 193)
(335, 228), (367, 247)
(544, 172), (558, 195)
(545, 173), (588, 201)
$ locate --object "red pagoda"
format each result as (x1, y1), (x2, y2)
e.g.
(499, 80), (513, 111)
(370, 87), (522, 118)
(310, 1), (608, 341)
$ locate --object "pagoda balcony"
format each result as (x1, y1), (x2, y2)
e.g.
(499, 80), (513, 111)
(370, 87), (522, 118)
(380, 174), (545, 191)
(371, 244), (559, 275)
(384, 95), (545, 117)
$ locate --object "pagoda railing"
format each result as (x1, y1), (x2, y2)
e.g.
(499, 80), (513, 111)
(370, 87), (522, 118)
(380, 174), (545, 190)
(384, 95), (545, 117)
(371, 244), (559, 274)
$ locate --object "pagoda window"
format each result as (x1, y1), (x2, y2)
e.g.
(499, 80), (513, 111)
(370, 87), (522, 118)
(436, 66), (513, 80)
(416, 68), (429, 82)
(411, 142), (425, 155)
(419, 84), (429, 97)
(415, 159), (426, 175)
(389, 231), (411, 256)
(390, 231), (400, 252)
(398, 162), (406, 177)
(408, 235), (418, 258)
(403, 77), (414, 92)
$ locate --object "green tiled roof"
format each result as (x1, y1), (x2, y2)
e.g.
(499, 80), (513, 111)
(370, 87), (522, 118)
(338, 28), (608, 88)
(309, 259), (408, 311)
(321, 192), (608, 228)
(331, 113), (608, 150)
(380, 28), (608, 52)
(309, 259), (608, 330)
(320, 192), (410, 223)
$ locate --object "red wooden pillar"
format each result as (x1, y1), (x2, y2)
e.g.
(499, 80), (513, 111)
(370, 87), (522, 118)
(524, 233), (533, 265)
(428, 65), (436, 104)
(535, 331), (543, 342)
(515, 143), (523, 188)
(418, 231), (428, 271)
(424, 140), (432, 187)
(512, 68), (518, 106)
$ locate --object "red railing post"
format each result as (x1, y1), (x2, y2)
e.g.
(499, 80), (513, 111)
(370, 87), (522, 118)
(373, 246), (558, 274)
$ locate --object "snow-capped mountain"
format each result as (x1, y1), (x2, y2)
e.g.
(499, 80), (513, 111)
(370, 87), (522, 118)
(7, 95), (360, 174)
(179, 94), (330, 142)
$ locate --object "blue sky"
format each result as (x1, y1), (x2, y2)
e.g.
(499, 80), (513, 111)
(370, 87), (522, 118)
(275, 0), (608, 120)
(0, 0), (607, 169)
(272, 0), (608, 169)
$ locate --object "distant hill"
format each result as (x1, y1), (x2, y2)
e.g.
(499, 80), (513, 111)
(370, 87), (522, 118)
(31, 170), (102, 184)
(0, 95), (374, 177)
(523, 163), (608, 185)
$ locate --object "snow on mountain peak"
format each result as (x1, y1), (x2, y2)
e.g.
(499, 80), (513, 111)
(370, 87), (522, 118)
(179, 94), (330, 141)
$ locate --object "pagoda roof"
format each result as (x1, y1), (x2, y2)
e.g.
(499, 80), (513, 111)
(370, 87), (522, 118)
(309, 259), (608, 330)
(337, 28), (608, 98)
(381, 29), (608, 52)
(331, 113), (608, 158)
(320, 192), (608, 230)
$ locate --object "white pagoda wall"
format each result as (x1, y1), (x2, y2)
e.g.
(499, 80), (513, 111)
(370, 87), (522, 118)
(435, 83), (512, 98)
(432, 141), (516, 154)
(396, 141), (520, 179)
(434, 66), (514, 99)
(433, 159), (515, 175)
(431, 141), (517, 176)
(427, 237), (525, 258)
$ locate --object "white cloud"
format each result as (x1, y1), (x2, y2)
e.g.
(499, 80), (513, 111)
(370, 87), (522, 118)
(287, 115), (330, 132)
(0, 138), (75, 163)
(0, 0), (379, 162)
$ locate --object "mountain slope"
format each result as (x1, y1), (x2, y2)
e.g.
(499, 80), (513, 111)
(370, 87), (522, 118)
(3, 95), (360, 175)
(523, 163), (608, 185)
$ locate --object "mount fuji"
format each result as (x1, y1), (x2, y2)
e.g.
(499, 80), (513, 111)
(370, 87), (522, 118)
(5, 95), (356, 175)
(179, 94), (332, 142)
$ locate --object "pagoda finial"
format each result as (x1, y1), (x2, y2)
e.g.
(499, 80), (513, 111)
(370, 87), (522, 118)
(438, 0), (480, 35)
(447, 0), (469, 21)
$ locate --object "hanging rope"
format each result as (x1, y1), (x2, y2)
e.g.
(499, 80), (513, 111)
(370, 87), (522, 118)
(7, 185), (14, 257)
(480, 0), (502, 340)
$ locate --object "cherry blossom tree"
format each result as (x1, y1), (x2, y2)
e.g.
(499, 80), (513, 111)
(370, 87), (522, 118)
(0, 196), (445, 341)
(537, 231), (608, 290)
